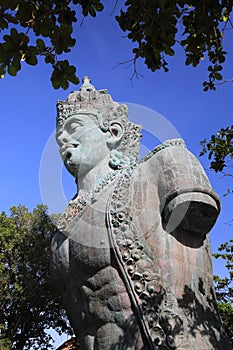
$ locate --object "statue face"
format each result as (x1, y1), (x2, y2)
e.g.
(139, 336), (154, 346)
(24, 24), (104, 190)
(56, 113), (110, 178)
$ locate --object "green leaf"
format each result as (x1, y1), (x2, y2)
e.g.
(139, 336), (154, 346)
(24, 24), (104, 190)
(95, 2), (104, 11)
(67, 73), (79, 85)
(82, 8), (88, 16)
(12, 55), (21, 72)
(164, 46), (175, 56)
(25, 53), (38, 66)
(89, 6), (96, 17)
(44, 53), (55, 64)
(214, 72), (223, 80)
(61, 78), (69, 89)
(36, 39), (46, 52)
(51, 68), (62, 89)
(8, 64), (17, 76)
(10, 28), (18, 41)
(0, 64), (6, 78)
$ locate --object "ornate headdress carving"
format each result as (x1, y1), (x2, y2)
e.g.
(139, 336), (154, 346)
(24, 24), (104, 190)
(56, 76), (142, 165)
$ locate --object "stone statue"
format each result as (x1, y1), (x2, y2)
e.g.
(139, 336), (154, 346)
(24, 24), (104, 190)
(51, 77), (232, 349)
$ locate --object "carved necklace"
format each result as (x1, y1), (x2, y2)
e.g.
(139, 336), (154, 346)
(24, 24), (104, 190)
(57, 169), (122, 231)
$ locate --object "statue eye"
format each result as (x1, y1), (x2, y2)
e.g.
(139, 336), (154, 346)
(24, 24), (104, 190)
(68, 121), (83, 133)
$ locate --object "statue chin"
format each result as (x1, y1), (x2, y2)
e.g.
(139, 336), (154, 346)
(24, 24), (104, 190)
(64, 159), (80, 178)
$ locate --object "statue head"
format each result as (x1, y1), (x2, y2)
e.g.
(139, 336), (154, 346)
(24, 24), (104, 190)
(56, 77), (142, 179)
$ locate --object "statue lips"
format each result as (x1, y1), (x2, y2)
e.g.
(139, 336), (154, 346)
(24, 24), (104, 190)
(62, 145), (80, 173)
(60, 143), (79, 162)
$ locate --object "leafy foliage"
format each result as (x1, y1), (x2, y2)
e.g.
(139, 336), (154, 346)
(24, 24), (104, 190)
(0, 205), (72, 350)
(0, 0), (104, 89)
(200, 127), (233, 343)
(0, 1), (232, 89)
(214, 240), (233, 344)
(214, 240), (233, 304)
(217, 302), (233, 344)
(200, 125), (233, 172)
(116, 0), (232, 89)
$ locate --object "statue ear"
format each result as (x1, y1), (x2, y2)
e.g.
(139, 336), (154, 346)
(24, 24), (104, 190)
(107, 122), (124, 148)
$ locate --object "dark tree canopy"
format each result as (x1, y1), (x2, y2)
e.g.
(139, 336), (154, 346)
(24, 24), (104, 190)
(200, 128), (233, 345)
(116, 0), (233, 90)
(0, 0), (104, 89)
(0, 205), (72, 350)
(200, 125), (233, 173)
(0, 0), (232, 89)
(214, 240), (233, 345)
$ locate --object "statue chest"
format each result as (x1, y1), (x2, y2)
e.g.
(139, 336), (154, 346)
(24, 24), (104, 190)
(61, 200), (113, 280)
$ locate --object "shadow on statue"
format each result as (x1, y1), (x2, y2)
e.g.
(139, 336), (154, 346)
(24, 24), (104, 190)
(51, 77), (232, 350)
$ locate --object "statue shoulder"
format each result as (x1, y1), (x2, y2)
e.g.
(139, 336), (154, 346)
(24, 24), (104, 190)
(137, 138), (220, 237)
(140, 138), (186, 165)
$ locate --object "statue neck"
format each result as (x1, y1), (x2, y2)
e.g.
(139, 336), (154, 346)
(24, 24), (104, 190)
(76, 158), (114, 197)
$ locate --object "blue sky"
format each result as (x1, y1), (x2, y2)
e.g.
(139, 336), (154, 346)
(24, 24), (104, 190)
(0, 1), (232, 347)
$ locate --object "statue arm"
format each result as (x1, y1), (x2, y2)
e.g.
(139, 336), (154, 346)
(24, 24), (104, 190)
(50, 230), (70, 292)
(147, 140), (220, 236)
(161, 186), (220, 236)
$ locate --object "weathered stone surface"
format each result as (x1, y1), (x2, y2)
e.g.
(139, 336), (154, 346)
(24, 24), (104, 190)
(51, 77), (232, 349)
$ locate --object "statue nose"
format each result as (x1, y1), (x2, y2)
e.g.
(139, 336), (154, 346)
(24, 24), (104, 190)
(56, 130), (72, 146)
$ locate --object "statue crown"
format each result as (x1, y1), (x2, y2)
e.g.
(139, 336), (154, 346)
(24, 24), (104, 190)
(56, 76), (116, 126)
(56, 76), (142, 164)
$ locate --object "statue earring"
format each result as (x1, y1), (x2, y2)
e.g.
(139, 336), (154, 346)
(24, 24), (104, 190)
(109, 150), (123, 170)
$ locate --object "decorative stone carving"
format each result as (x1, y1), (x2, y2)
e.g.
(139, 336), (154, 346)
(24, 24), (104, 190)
(51, 77), (232, 350)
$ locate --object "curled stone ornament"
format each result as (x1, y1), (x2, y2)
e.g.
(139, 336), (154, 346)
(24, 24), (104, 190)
(107, 157), (185, 349)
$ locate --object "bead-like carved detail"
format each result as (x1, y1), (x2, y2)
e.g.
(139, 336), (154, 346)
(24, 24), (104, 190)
(108, 163), (185, 349)
(140, 138), (186, 164)
(57, 169), (121, 231)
